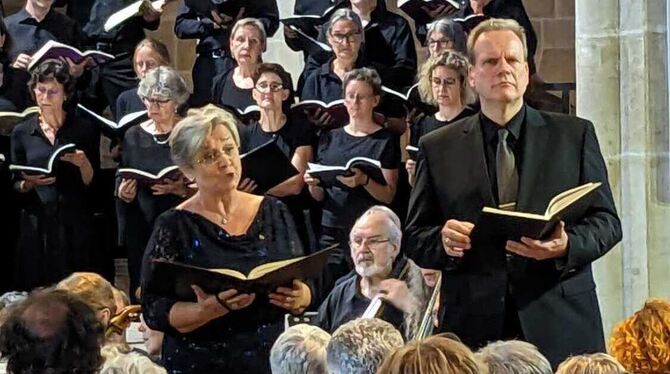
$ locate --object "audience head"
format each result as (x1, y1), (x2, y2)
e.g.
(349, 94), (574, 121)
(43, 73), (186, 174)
(56, 272), (117, 331)
(377, 334), (485, 374)
(349, 205), (402, 278)
(426, 18), (467, 56)
(133, 38), (171, 79)
(252, 63), (292, 109)
(327, 9), (364, 61)
(138, 314), (164, 359)
(270, 324), (331, 374)
(0, 289), (104, 374)
(418, 50), (473, 108)
(28, 59), (76, 109)
(170, 104), (241, 191)
(342, 67), (381, 121)
(556, 353), (627, 374)
(327, 318), (403, 374)
(467, 18), (529, 106)
(475, 340), (552, 374)
(609, 298), (670, 373)
(137, 66), (189, 123)
(470, 0), (492, 14)
(230, 18), (267, 64)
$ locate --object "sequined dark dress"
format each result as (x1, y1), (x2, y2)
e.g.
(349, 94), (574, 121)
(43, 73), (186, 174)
(140, 197), (304, 374)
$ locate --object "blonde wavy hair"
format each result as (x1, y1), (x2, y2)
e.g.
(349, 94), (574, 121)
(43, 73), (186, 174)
(556, 353), (627, 374)
(417, 50), (474, 107)
(609, 298), (670, 373)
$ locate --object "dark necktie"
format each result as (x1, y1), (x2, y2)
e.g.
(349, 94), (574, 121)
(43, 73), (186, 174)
(496, 128), (518, 207)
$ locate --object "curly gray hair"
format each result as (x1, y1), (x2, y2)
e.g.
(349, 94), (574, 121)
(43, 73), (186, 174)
(476, 340), (552, 374)
(270, 324), (331, 374)
(327, 318), (403, 374)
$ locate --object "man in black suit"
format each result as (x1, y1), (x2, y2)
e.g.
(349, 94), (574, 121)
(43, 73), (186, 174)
(404, 18), (621, 368)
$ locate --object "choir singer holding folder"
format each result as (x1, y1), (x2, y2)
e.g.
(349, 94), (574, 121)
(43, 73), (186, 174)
(404, 19), (621, 368)
(141, 105), (313, 373)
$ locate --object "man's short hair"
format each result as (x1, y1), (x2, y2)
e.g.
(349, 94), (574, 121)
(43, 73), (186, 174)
(475, 340), (552, 374)
(0, 289), (104, 374)
(556, 353), (627, 374)
(351, 205), (403, 249)
(270, 324), (331, 374)
(327, 318), (404, 374)
(467, 18), (528, 64)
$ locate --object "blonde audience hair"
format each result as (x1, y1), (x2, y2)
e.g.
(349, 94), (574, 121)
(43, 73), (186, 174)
(377, 335), (486, 374)
(466, 18), (528, 64)
(609, 298), (670, 373)
(555, 353), (627, 374)
(56, 272), (117, 316)
(417, 50), (474, 106)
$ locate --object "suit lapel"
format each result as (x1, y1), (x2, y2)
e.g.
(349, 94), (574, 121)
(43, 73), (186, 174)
(460, 116), (496, 208)
(516, 107), (551, 213)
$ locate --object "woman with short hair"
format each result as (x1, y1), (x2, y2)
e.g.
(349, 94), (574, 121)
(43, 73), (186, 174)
(141, 105), (313, 373)
(116, 66), (191, 300)
(11, 59), (100, 290)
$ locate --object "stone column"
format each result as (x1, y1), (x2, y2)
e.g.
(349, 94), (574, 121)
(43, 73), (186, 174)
(576, 0), (670, 337)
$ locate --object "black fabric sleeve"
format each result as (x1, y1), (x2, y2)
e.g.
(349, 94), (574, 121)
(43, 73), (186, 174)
(174, 2), (217, 39)
(562, 121), (622, 276)
(379, 134), (401, 169)
(248, 0), (280, 37)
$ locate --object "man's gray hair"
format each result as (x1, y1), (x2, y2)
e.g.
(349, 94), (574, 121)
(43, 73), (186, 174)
(476, 340), (552, 374)
(351, 205), (402, 248)
(327, 318), (403, 374)
(230, 17), (268, 52)
(137, 66), (190, 106)
(270, 324), (331, 374)
(169, 104), (240, 171)
(327, 8), (365, 44)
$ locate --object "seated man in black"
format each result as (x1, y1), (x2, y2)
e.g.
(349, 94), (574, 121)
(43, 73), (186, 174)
(315, 205), (429, 340)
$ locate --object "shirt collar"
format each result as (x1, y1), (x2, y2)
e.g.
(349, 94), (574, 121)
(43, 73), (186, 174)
(17, 8), (54, 24)
(321, 56), (367, 78)
(480, 104), (526, 144)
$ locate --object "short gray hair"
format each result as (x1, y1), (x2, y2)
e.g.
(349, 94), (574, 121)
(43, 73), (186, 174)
(351, 206), (402, 249)
(327, 318), (403, 374)
(476, 340), (552, 374)
(137, 66), (189, 106)
(270, 324), (331, 374)
(342, 67), (382, 97)
(426, 18), (467, 53)
(327, 8), (365, 44)
(169, 104), (240, 171)
(230, 17), (268, 52)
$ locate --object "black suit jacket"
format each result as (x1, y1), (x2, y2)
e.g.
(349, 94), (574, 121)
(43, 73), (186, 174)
(404, 106), (622, 367)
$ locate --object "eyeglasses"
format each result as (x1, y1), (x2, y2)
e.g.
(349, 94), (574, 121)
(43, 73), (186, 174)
(350, 237), (391, 250)
(196, 145), (238, 165)
(427, 38), (454, 48)
(255, 81), (284, 93)
(344, 93), (375, 103)
(330, 32), (361, 44)
(33, 86), (62, 97)
(143, 97), (171, 107)
(431, 77), (458, 87)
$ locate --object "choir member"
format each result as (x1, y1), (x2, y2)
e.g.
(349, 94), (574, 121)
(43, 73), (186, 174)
(141, 105), (313, 373)
(115, 38), (172, 122)
(425, 18), (468, 57)
(175, 0), (279, 106)
(11, 60), (100, 290)
(406, 50), (475, 186)
(316, 206), (428, 340)
(304, 67), (400, 296)
(116, 66), (191, 301)
(240, 63), (314, 249)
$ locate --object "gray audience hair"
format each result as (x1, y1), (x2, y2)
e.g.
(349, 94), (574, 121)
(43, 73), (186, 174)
(475, 340), (553, 374)
(137, 66), (190, 106)
(351, 205), (402, 249)
(327, 318), (404, 374)
(270, 324), (331, 374)
(230, 17), (268, 51)
(342, 67), (383, 96)
(326, 8), (365, 44)
(169, 104), (240, 171)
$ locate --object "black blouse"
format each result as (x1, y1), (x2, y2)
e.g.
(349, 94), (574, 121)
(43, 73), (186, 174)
(316, 127), (400, 229)
(114, 87), (145, 122)
(409, 107), (476, 147)
(240, 115), (314, 158)
(211, 68), (255, 112)
(141, 198), (305, 373)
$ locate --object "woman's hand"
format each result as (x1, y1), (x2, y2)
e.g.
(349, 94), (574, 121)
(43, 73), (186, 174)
(305, 108), (334, 128)
(192, 285), (255, 320)
(20, 173), (56, 191)
(12, 53), (31, 70)
(60, 149), (91, 168)
(283, 24), (298, 40)
(303, 171), (320, 187)
(141, 0), (163, 22)
(118, 178), (138, 203)
(405, 159), (416, 186)
(152, 177), (189, 197)
(269, 279), (311, 315)
(336, 168), (367, 188)
(238, 178), (258, 193)
(63, 57), (92, 78)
